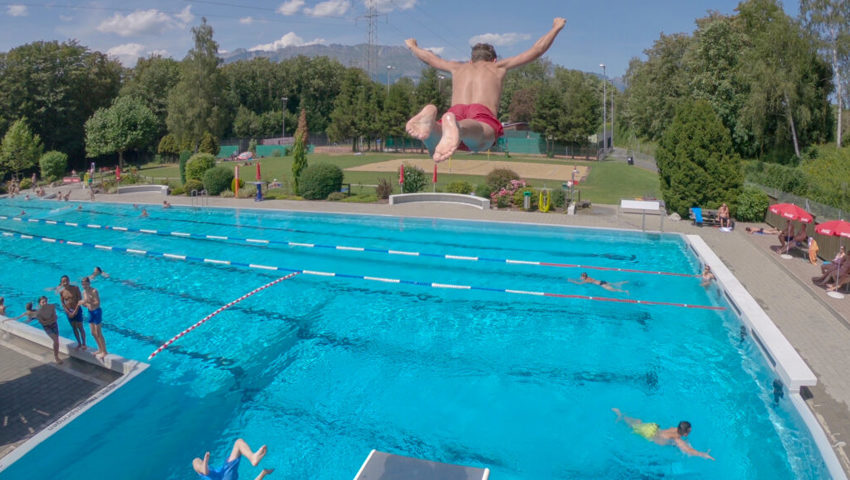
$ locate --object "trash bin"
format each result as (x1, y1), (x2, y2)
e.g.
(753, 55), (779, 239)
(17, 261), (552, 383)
(523, 191), (532, 210)
(627, 156), (634, 166)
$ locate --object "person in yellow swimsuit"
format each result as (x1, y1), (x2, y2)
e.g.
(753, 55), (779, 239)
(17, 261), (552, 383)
(612, 408), (714, 460)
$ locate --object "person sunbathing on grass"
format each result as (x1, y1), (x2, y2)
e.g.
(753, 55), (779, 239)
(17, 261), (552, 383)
(569, 272), (629, 294)
(405, 18), (565, 162)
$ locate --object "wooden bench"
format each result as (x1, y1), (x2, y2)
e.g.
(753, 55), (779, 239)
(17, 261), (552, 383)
(689, 207), (721, 226)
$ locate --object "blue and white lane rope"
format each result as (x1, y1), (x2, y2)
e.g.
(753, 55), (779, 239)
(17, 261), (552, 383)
(0, 215), (698, 278)
(0, 228), (725, 311)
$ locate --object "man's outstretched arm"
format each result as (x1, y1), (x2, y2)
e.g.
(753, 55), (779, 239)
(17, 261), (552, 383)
(497, 18), (566, 70)
(406, 38), (457, 72)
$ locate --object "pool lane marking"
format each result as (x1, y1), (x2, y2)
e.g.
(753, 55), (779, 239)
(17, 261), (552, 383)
(147, 272), (301, 360)
(0, 228), (726, 312)
(0, 215), (698, 278)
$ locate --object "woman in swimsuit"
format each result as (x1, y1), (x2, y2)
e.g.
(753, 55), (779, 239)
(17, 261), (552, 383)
(569, 272), (629, 294)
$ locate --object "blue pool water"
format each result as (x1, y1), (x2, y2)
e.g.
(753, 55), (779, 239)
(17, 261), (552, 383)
(0, 199), (829, 479)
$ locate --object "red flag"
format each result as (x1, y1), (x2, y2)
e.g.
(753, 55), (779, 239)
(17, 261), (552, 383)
(115, 166), (121, 181)
(256, 162), (261, 181)
(433, 163), (437, 183)
(399, 164), (405, 185)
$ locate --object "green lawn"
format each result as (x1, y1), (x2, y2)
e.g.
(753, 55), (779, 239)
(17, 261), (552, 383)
(139, 152), (659, 204)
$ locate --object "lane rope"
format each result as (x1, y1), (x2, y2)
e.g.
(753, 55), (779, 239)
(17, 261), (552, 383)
(0, 215), (698, 278)
(147, 272), (300, 360)
(0, 228), (726, 312)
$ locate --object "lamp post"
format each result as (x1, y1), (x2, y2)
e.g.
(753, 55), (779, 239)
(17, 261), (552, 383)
(438, 74), (446, 108)
(600, 64), (606, 153)
(281, 96), (288, 141)
(386, 65), (395, 95)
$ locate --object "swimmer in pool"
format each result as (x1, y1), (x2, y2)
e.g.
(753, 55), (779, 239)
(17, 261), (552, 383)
(569, 272), (629, 294)
(192, 438), (273, 480)
(612, 408), (714, 460)
(700, 265), (716, 287)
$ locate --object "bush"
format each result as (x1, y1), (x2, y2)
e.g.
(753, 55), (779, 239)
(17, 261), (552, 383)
(230, 177), (245, 192)
(220, 190), (235, 198)
(743, 161), (807, 196)
(474, 183), (492, 198)
(512, 187), (538, 209)
(183, 178), (204, 194)
(157, 134), (179, 161)
(327, 192), (346, 201)
(298, 163), (343, 200)
(178, 151), (192, 183)
(486, 168), (520, 191)
(376, 178), (393, 199)
(446, 181), (473, 194)
(401, 164), (427, 193)
(185, 153), (216, 181)
(20, 178), (32, 190)
(551, 188), (566, 209)
(491, 178), (528, 207)
(237, 185), (257, 198)
(39, 151), (68, 181)
(203, 166), (234, 195)
(171, 186), (185, 196)
(736, 186), (770, 222)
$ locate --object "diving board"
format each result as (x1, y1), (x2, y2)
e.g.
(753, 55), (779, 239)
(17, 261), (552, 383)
(354, 450), (490, 480)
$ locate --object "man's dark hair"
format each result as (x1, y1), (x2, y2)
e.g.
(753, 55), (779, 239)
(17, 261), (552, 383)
(677, 421), (692, 436)
(471, 43), (497, 62)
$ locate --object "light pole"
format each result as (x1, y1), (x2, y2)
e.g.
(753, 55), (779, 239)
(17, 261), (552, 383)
(386, 65), (395, 95)
(281, 96), (288, 140)
(600, 64), (606, 153)
(438, 74), (446, 107)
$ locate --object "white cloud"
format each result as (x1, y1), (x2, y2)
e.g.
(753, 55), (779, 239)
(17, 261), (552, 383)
(97, 7), (192, 37)
(249, 32), (325, 51)
(305, 0), (350, 17)
(218, 48), (229, 54)
(7, 5), (28, 16)
(240, 17), (254, 24)
(469, 32), (531, 47)
(150, 49), (169, 57)
(59, 14), (73, 22)
(364, 0), (415, 13)
(106, 43), (147, 66)
(424, 47), (444, 55)
(277, 0), (304, 15)
(174, 5), (194, 24)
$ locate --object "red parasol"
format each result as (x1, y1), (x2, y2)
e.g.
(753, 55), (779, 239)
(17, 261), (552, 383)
(399, 164), (404, 185)
(815, 220), (850, 238)
(433, 163), (438, 183)
(256, 161), (261, 181)
(769, 203), (813, 224)
(115, 166), (121, 181)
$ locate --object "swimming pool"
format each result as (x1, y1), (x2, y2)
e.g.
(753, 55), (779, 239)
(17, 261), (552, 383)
(0, 199), (830, 479)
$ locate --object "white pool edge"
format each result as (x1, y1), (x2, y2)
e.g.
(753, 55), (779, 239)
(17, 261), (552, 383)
(0, 320), (149, 474)
(686, 235), (847, 480)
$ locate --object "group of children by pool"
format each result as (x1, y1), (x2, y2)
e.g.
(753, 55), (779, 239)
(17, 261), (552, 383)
(1, 266), (109, 364)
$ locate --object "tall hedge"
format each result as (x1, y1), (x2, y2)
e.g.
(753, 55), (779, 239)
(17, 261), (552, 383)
(203, 166), (234, 195)
(656, 100), (743, 217)
(185, 153), (216, 182)
(39, 151), (68, 181)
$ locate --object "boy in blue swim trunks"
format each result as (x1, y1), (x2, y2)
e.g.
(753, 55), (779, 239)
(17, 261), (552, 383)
(80, 277), (108, 358)
(193, 438), (273, 480)
(612, 408), (714, 460)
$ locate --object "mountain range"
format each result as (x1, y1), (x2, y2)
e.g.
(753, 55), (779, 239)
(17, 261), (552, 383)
(219, 44), (625, 90)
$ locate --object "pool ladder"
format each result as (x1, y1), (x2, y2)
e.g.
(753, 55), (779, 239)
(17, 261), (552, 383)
(190, 189), (209, 211)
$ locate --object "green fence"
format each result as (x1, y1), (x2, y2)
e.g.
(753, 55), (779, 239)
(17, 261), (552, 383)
(218, 145), (238, 159)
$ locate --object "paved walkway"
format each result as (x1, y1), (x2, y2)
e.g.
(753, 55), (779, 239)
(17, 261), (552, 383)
(13, 184), (850, 475)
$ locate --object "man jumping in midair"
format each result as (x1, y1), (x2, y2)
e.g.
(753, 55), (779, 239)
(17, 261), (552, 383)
(405, 18), (566, 162)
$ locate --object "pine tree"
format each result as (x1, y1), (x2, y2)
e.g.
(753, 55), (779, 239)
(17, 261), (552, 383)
(292, 109), (309, 194)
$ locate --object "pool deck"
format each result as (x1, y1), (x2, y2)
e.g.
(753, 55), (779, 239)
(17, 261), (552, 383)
(6, 184), (850, 476)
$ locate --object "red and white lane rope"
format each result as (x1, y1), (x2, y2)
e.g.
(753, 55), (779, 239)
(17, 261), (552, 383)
(147, 272), (300, 360)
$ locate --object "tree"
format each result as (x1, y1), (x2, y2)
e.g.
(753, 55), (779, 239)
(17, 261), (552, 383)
(0, 118), (44, 178)
(85, 96), (158, 168)
(292, 109), (309, 194)
(328, 69), (369, 150)
(656, 100), (743, 217)
(39, 151), (68, 181)
(166, 18), (231, 150)
(157, 134), (180, 162)
(381, 78), (416, 145)
(800, 0), (850, 147)
(198, 132), (220, 155)
(530, 84), (566, 156)
(120, 55), (181, 138)
(500, 58), (552, 121)
(415, 67), (447, 113)
(0, 41), (121, 163)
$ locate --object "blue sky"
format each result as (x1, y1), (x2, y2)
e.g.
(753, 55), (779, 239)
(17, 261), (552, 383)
(0, 0), (800, 77)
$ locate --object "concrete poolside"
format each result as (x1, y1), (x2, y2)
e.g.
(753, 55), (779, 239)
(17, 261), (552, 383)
(5, 185), (850, 476)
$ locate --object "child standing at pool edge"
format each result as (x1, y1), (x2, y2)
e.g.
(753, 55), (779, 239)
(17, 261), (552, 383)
(81, 276), (108, 358)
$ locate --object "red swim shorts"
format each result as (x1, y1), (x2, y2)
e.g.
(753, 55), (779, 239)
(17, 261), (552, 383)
(439, 104), (504, 151)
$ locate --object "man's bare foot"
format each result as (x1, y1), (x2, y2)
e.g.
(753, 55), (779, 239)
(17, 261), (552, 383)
(405, 104), (437, 140)
(54, 357), (63, 365)
(433, 112), (460, 162)
(250, 445), (267, 466)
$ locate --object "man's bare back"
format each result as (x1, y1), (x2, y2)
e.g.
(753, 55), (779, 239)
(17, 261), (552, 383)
(405, 18), (565, 162)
